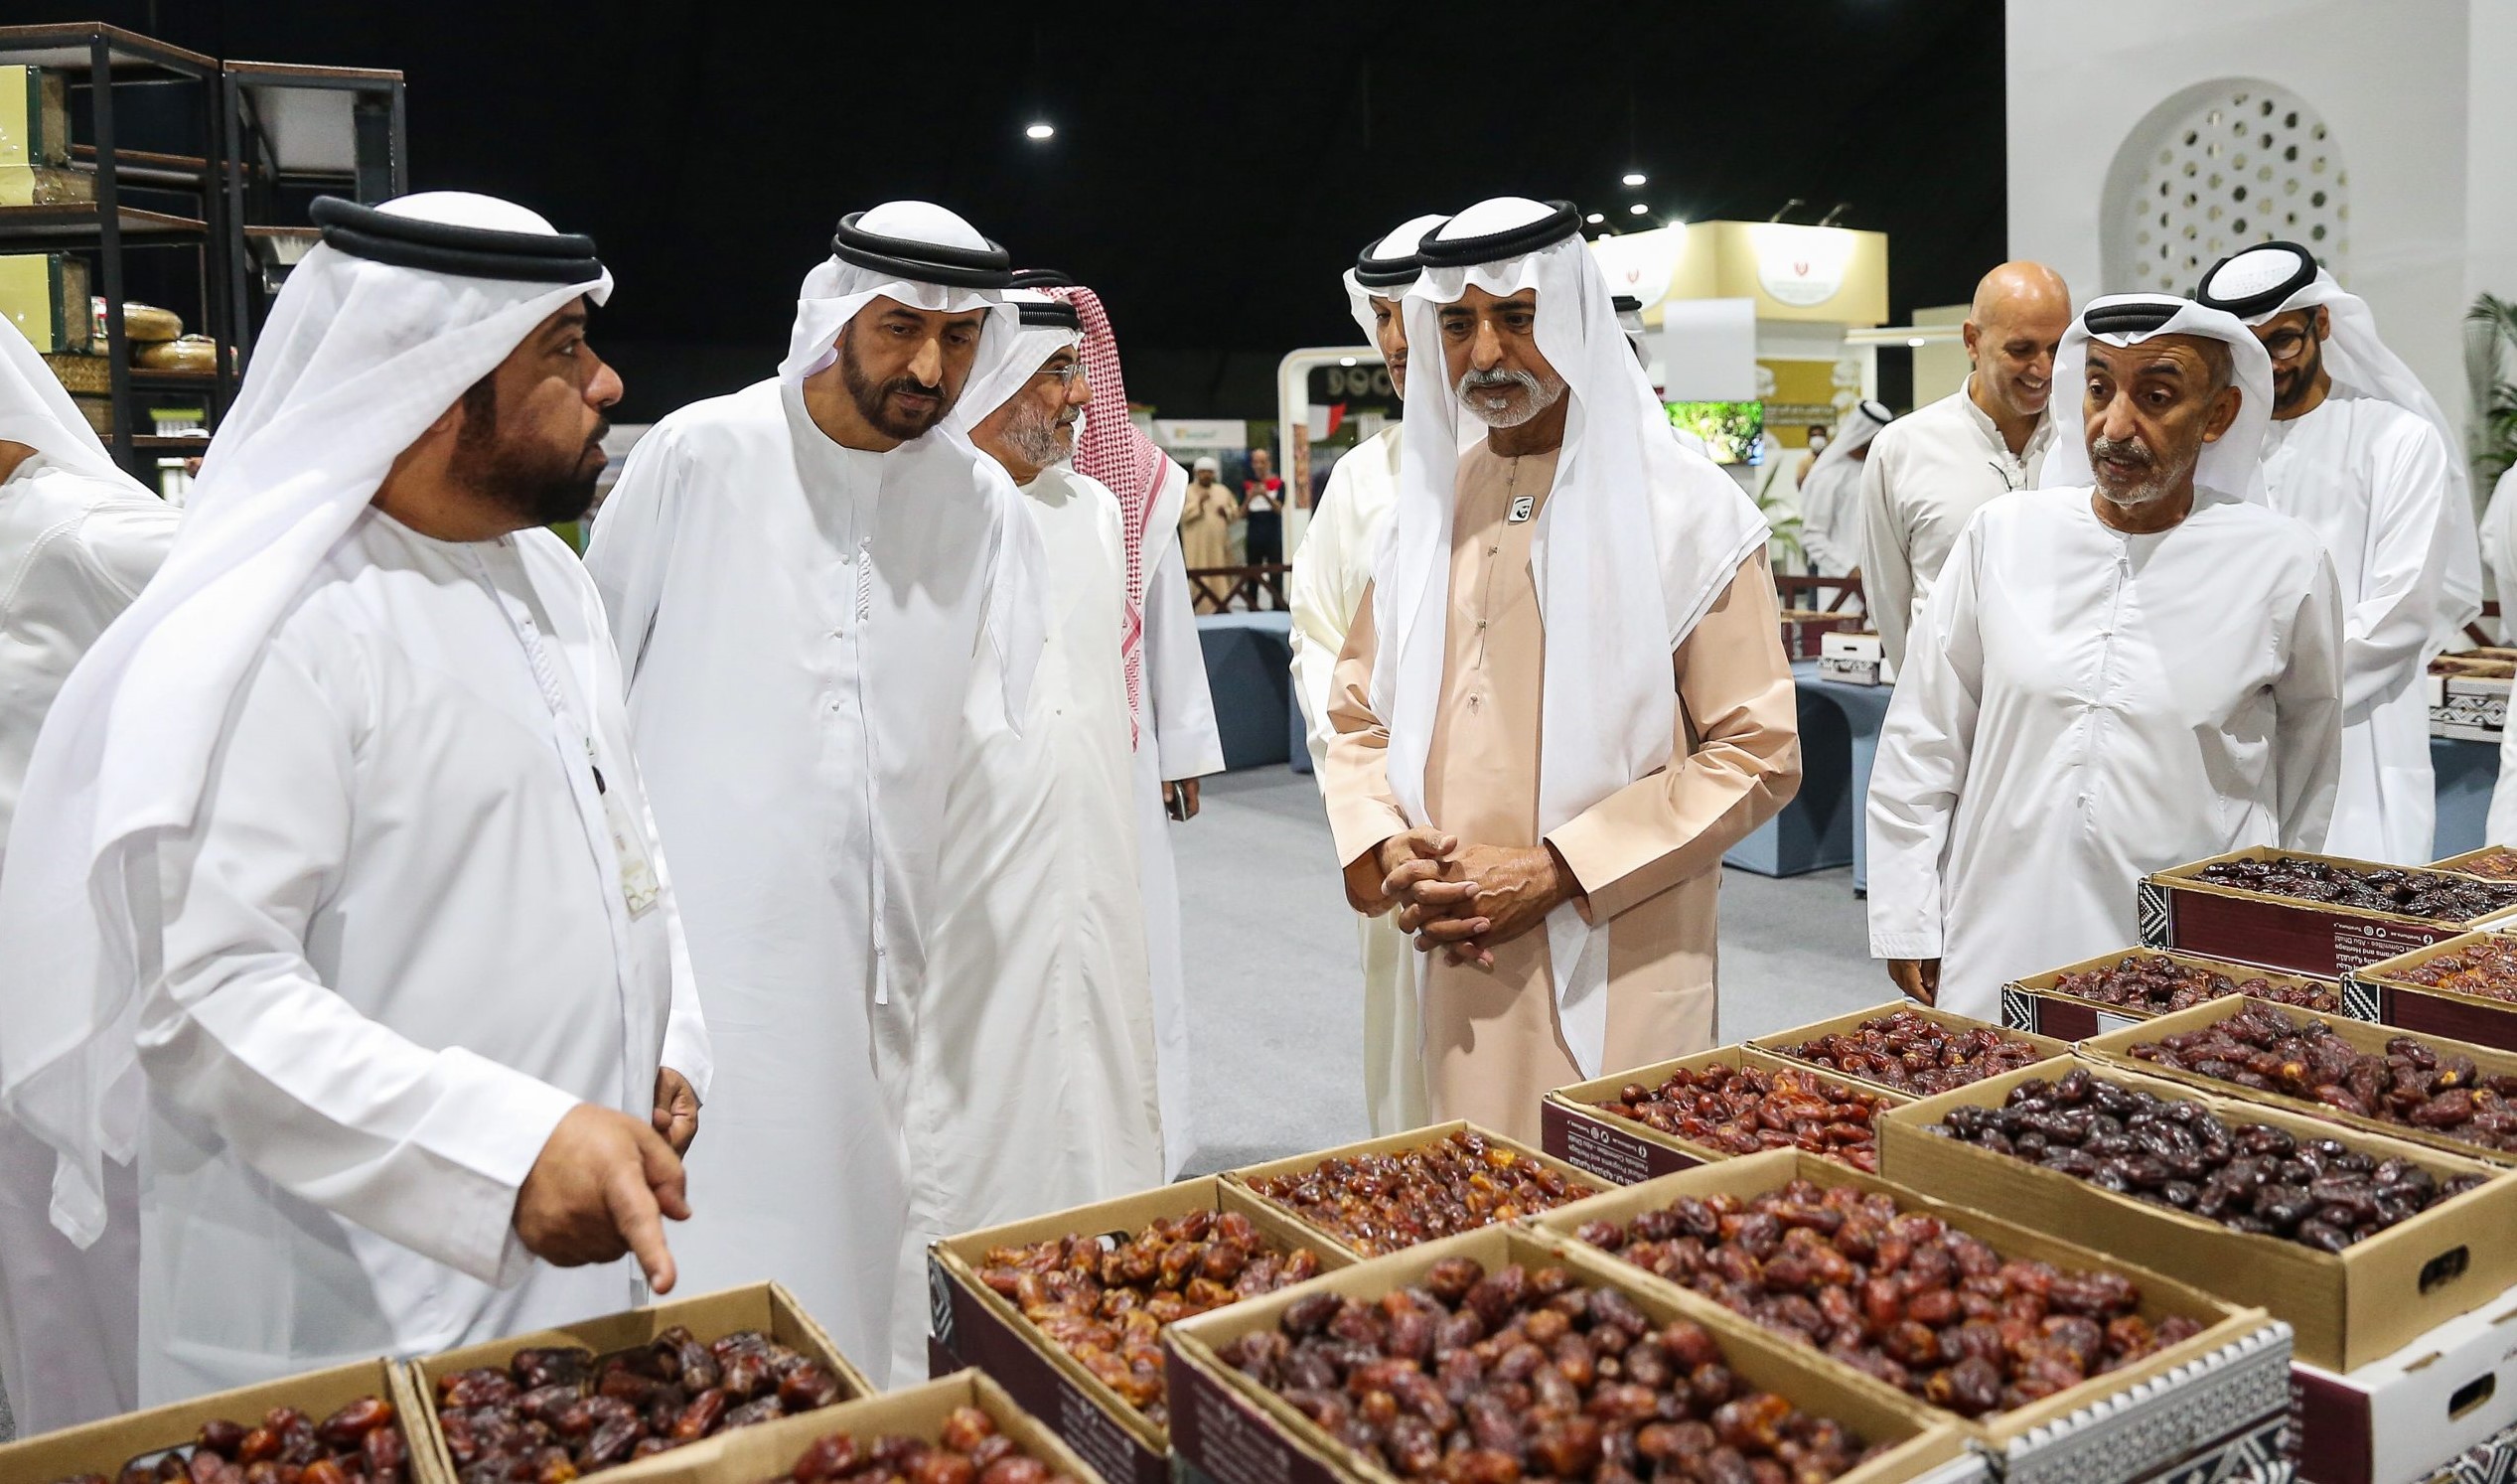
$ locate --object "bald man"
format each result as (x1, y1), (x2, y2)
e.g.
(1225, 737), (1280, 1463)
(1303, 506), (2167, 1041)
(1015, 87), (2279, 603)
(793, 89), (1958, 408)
(1859, 262), (2071, 669)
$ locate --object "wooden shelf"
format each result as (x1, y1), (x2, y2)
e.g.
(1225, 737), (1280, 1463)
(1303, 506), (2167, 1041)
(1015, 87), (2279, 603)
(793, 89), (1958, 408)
(70, 144), (213, 189)
(0, 204), (210, 242)
(105, 434), (214, 452)
(0, 23), (216, 77)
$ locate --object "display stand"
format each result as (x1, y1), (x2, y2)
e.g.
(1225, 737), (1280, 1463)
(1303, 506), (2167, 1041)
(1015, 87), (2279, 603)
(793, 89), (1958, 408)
(0, 22), (232, 481)
(219, 58), (405, 363)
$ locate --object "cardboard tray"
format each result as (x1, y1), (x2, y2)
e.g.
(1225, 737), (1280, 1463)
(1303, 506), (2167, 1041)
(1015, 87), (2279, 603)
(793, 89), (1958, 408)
(1541, 1045), (1907, 1186)
(588, 1369), (1109, 1484)
(2079, 995), (2517, 1169)
(1162, 1223), (1978, 1484)
(2346, 935), (2517, 1055)
(0, 1357), (432, 1484)
(2138, 847), (2517, 980)
(1522, 1148), (2291, 1480)
(2000, 945), (2362, 1040)
(1220, 1121), (1604, 1260)
(2432, 848), (2517, 883)
(1746, 999), (2074, 1101)
(1878, 1055), (2517, 1373)
(2293, 1281), (2517, 1484)
(927, 1175), (1355, 1484)
(405, 1282), (869, 1483)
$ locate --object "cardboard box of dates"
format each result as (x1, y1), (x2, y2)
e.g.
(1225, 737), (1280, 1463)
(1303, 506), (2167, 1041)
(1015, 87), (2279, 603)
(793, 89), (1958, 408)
(1523, 1149), (2293, 1482)
(1542, 1047), (1907, 1186)
(0, 1357), (428, 1484)
(405, 1280), (869, 1481)
(926, 1174), (1355, 1484)
(2346, 933), (2517, 1056)
(2000, 945), (2359, 1040)
(2079, 995), (2517, 1169)
(2431, 846), (2517, 882)
(1222, 1122), (1604, 1260)
(1878, 1055), (2517, 1371)
(1161, 1222), (1981, 1484)
(2138, 847), (2517, 981)
(588, 1370), (1107, 1484)
(1745, 1002), (2071, 1102)
(2292, 1280), (2517, 1484)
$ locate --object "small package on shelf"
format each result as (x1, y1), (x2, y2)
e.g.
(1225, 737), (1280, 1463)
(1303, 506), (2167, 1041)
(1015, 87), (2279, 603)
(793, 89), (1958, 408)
(1781, 608), (1867, 660)
(1, 251), (91, 352)
(1820, 630), (1885, 685)
(0, 1356), (420, 1484)
(2347, 933), (2517, 1055)
(0, 65), (71, 168)
(2429, 652), (2516, 743)
(1543, 1046), (1903, 1185)
(2138, 848), (2517, 980)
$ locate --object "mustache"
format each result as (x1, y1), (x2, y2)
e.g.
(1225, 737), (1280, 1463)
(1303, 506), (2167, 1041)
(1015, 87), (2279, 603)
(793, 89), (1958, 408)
(2089, 434), (2155, 469)
(881, 375), (944, 400)
(1458, 367), (1542, 396)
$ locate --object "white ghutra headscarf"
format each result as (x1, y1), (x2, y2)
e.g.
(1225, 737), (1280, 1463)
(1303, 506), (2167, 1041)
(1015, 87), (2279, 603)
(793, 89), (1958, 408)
(1369, 197), (1769, 1077)
(2039, 294), (2276, 506)
(0, 192), (612, 1247)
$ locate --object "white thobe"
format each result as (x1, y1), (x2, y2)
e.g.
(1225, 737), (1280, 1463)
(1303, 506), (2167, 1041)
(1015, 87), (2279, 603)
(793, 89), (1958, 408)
(1134, 518), (1222, 1176)
(890, 465), (1162, 1378)
(132, 509), (704, 1402)
(586, 380), (1022, 1384)
(1288, 425), (1423, 1135)
(2261, 396), (2461, 863)
(1868, 488), (2345, 1022)
(2483, 466), (2517, 645)
(1859, 379), (2056, 669)
(0, 455), (175, 1430)
(1795, 453), (1864, 580)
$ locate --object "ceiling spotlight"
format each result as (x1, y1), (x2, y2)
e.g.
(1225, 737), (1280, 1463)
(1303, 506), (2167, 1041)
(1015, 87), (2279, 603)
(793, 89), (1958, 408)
(1585, 212), (1605, 224)
(1024, 122), (1055, 140)
(1906, 337), (1928, 348)
(1621, 171), (1648, 187)
(1339, 356), (1357, 367)
(1627, 202), (1649, 217)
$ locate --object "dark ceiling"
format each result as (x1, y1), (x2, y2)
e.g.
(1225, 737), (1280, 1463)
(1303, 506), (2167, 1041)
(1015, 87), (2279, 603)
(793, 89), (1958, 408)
(29, 0), (2006, 422)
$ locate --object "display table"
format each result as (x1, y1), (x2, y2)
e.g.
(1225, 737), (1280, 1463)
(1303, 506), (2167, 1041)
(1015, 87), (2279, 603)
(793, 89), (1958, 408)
(1724, 661), (1892, 888)
(1195, 612), (1297, 772)
(2433, 733), (2498, 857)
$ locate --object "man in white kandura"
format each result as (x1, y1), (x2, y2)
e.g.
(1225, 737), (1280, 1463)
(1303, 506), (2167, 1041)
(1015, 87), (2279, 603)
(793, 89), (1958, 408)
(1323, 198), (1799, 1144)
(2196, 241), (2483, 864)
(0, 316), (177, 1429)
(585, 202), (1044, 1381)
(1795, 398), (1891, 585)
(896, 280), (1162, 1376)
(1859, 261), (2070, 669)
(1868, 294), (2345, 1021)
(1290, 213), (1445, 1134)
(1058, 282), (1223, 1177)
(0, 193), (707, 1402)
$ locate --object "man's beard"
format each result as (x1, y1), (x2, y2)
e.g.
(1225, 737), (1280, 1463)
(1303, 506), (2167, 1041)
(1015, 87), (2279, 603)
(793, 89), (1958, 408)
(997, 396), (1075, 472)
(2274, 336), (2325, 412)
(450, 385), (607, 525)
(840, 332), (952, 440)
(1456, 366), (1566, 428)
(2088, 433), (2197, 510)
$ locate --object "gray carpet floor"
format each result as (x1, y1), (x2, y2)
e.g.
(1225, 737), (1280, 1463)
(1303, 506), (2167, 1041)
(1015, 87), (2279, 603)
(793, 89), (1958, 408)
(1172, 766), (1888, 1174)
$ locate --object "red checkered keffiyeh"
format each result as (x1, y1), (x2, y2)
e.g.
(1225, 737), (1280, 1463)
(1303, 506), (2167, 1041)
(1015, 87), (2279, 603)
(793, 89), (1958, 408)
(1047, 283), (1173, 747)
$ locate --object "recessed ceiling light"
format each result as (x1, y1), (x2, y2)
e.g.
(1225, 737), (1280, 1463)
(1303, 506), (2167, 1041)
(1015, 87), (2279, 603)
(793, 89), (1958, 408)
(1622, 171), (1648, 187)
(1907, 337), (1928, 348)
(1585, 212), (1605, 224)
(1339, 356), (1357, 367)
(1628, 203), (1649, 216)
(1024, 122), (1055, 140)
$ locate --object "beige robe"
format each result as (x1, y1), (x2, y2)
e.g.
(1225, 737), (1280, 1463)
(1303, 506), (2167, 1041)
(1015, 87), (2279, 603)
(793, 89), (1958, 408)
(1324, 442), (1800, 1143)
(1179, 480), (1240, 572)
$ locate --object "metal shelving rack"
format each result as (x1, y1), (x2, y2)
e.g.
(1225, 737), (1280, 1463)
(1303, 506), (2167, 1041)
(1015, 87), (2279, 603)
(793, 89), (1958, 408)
(220, 58), (405, 363)
(0, 23), (233, 477)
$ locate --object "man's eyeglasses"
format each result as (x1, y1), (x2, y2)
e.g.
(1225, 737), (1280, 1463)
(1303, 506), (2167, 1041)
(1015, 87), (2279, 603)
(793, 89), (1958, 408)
(2262, 328), (2315, 365)
(1033, 365), (1088, 387)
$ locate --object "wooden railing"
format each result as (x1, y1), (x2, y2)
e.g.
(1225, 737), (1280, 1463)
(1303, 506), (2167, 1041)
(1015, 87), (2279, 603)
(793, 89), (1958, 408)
(1776, 573), (1866, 613)
(1186, 564), (1291, 614)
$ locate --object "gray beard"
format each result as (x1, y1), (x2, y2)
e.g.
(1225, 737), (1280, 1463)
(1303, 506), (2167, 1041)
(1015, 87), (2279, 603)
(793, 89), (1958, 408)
(1456, 367), (1565, 428)
(2088, 435), (2198, 510)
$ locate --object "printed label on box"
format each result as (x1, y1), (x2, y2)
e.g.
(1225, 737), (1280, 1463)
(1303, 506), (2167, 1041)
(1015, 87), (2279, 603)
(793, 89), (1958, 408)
(2094, 1009), (2141, 1036)
(1055, 1374), (1147, 1484)
(2332, 919), (2451, 972)
(1179, 1373), (1303, 1484)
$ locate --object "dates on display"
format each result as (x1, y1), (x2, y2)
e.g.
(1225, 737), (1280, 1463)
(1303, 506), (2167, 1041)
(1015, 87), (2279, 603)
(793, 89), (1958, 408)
(49, 1399), (408, 1484)
(2045, 954), (2342, 1016)
(1573, 1179), (2203, 1416)
(1770, 1010), (2048, 1096)
(975, 1208), (1325, 1424)
(1217, 1259), (1885, 1482)
(1924, 1067), (2489, 1253)
(2396, 937), (2517, 1005)
(433, 1326), (846, 1477)
(785, 1405), (1086, 1484)
(2446, 848), (2517, 882)
(2190, 856), (2517, 923)
(1247, 1129), (1595, 1258)
(2130, 1002), (2517, 1153)
(1595, 1064), (1889, 1172)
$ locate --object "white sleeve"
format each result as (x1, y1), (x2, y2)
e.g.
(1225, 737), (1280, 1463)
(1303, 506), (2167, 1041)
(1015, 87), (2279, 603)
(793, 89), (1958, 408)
(2337, 420), (2456, 721)
(2483, 467), (2517, 644)
(1145, 533), (1225, 782)
(2274, 550), (2348, 852)
(1288, 462), (1362, 779)
(581, 429), (681, 688)
(1859, 439), (1916, 669)
(2492, 708), (2517, 847)
(1865, 516), (1987, 962)
(136, 638), (577, 1288)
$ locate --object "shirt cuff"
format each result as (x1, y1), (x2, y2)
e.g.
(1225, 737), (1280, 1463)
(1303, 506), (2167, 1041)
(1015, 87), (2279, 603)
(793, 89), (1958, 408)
(1868, 929), (1943, 961)
(662, 1013), (713, 1105)
(1329, 801), (1412, 870)
(417, 1051), (579, 1285)
(1544, 816), (1631, 920)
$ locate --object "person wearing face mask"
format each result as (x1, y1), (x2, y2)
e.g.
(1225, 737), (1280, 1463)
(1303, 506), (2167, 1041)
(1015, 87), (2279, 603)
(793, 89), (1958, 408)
(1866, 295), (2343, 1022)
(1857, 262), (2071, 671)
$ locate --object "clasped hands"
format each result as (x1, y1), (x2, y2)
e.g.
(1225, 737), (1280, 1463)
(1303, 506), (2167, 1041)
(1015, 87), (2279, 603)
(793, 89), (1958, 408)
(1344, 825), (1584, 968)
